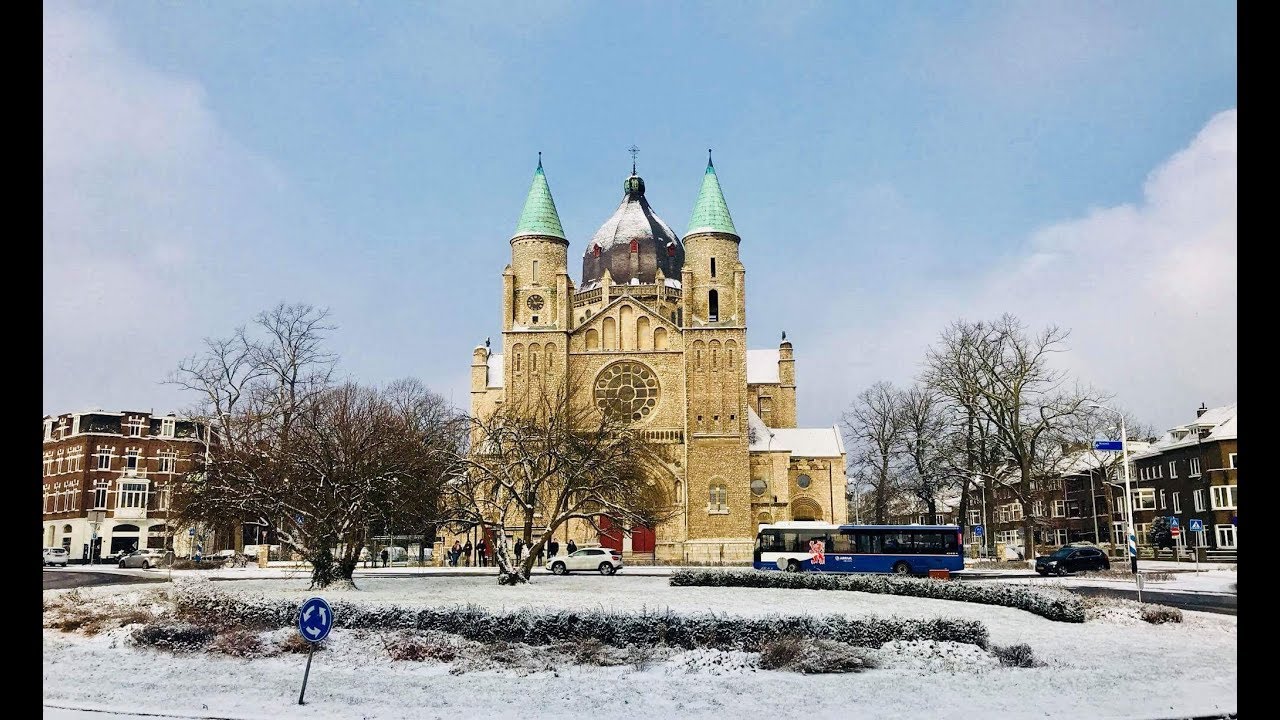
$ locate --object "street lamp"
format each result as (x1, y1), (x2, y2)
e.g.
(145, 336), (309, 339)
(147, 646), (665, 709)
(1088, 403), (1138, 575)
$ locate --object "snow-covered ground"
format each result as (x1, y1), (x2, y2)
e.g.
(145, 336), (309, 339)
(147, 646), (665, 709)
(43, 575), (1237, 719)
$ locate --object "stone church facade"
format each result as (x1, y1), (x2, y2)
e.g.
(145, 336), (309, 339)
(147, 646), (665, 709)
(469, 154), (847, 563)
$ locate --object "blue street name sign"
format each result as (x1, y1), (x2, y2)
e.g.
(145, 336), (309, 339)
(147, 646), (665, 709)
(298, 597), (333, 643)
(1093, 440), (1123, 451)
(973, 525), (984, 537)
(1189, 519), (1204, 532)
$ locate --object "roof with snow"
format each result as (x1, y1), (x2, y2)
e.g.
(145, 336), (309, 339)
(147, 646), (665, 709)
(486, 354), (503, 388)
(581, 172), (684, 286)
(1130, 402), (1237, 459)
(746, 349), (779, 384)
(512, 157), (566, 242)
(747, 408), (844, 457)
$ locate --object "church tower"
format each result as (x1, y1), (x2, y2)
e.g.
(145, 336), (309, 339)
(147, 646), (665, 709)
(503, 155), (571, 406)
(681, 151), (753, 547)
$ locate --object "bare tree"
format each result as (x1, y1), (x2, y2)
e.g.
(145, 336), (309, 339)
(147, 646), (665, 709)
(168, 303), (462, 588)
(842, 382), (906, 524)
(925, 315), (1107, 558)
(896, 384), (953, 524)
(1059, 405), (1155, 545)
(446, 371), (677, 585)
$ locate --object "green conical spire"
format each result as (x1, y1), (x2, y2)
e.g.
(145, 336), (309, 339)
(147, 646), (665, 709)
(686, 149), (738, 237)
(512, 153), (567, 241)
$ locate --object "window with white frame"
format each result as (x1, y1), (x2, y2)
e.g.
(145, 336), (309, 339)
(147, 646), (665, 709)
(96, 447), (113, 470)
(1189, 457), (1201, 477)
(93, 484), (108, 509)
(1228, 453), (1236, 469)
(72, 449), (83, 471)
(1159, 489), (1166, 510)
(125, 416), (146, 437)
(1032, 500), (1046, 517)
(1210, 485), (1237, 510)
(160, 418), (176, 438)
(157, 485), (170, 510)
(1053, 529), (1068, 546)
(995, 530), (1021, 546)
(71, 490), (80, 511)
(1169, 461), (1178, 478)
(125, 449), (140, 471)
(968, 509), (981, 526)
(1051, 500), (1065, 517)
(55, 451), (64, 474)
(1113, 522), (1126, 546)
(72, 415), (80, 435)
(1193, 528), (1208, 547)
(54, 491), (63, 513)
(43, 453), (53, 476)
(44, 420), (53, 440)
(119, 482), (148, 509)
(1131, 488), (1156, 511)
(1193, 488), (1206, 511)
(1010, 502), (1023, 521)
(1172, 491), (1181, 513)
(1215, 525), (1236, 549)
(157, 451), (177, 474)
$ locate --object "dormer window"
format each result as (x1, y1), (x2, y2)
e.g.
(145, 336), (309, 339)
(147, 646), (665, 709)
(160, 417), (176, 438)
(592, 244), (601, 258)
(629, 239), (638, 253)
(666, 241), (676, 257)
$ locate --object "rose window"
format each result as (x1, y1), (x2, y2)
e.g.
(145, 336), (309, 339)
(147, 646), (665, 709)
(594, 362), (659, 421)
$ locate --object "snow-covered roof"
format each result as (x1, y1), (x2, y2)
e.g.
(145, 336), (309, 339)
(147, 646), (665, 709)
(663, 277), (682, 289)
(769, 427), (845, 458)
(486, 354), (503, 388)
(747, 407), (775, 451)
(746, 349), (779, 384)
(1130, 402), (1237, 459)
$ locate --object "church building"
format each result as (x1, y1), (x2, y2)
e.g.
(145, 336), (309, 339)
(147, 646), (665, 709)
(469, 153), (847, 563)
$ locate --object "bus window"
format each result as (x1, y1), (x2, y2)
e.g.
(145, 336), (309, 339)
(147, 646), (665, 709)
(832, 532), (855, 553)
(758, 531), (784, 553)
(882, 531), (912, 553)
(855, 531), (882, 554)
(914, 531), (946, 554)
(807, 535), (833, 553)
(941, 531), (959, 554)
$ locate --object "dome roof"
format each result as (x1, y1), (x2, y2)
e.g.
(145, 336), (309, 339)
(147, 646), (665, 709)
(581, 173), (684, 286)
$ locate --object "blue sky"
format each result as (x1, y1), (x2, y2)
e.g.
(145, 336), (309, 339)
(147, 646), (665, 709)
(44, 1), (1236, 432)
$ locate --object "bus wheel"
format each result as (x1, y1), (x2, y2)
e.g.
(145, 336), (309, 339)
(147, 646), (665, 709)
(892, 561), (911, 575)
(785, 560), (801, 573)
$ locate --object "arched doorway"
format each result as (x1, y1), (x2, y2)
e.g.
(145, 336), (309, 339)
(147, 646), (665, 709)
(791, 498), (823, 522)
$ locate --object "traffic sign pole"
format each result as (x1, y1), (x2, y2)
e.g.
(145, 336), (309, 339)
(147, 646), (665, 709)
(298, 642), (315, 705)
(296, 597), (333, 706)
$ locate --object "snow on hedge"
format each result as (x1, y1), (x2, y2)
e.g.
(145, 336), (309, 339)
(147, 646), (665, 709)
(173, 583), (989, 651)
(670, 570), (1086, 623)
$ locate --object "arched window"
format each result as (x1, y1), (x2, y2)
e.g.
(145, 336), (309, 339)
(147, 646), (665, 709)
(62, 524), (73, 534)
(629, 239), (639, 253)
(708, 290), (719, 322)
(637, 316), (651, 350)
(708, 481), (728, 513)
(667, 242), (676, 257)
(592, 244), (601, 258)
(585, 329), (600, 351)
(709, 340), (721, 370)
(673, 480), (683, 503)
(654, 326), (669, 350)
(619, 305), (634, 350)
(602, 317), (617, 350)
(756, 511), (773, 526)
(543, 343), (555, 371)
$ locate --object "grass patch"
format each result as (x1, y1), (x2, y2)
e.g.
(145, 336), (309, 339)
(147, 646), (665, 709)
(1140, 605), (1183, 624)
(992, 643), (1042, 668)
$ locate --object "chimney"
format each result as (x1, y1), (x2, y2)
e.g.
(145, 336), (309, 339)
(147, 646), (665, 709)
(1196, 403), (1208, 418)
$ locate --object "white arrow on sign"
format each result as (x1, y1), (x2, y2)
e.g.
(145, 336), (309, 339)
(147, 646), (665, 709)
(303, 606), (315, 621)
(304, 624), (320, 638)
(319, 607), (327, 625)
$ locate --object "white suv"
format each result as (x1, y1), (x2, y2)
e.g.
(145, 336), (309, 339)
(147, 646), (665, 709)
(43, 547), (69, 567)
(546, 547), (623, 575)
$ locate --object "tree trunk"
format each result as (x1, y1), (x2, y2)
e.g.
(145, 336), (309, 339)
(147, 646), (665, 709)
(1020, 465), (1034, 564)
(493, 528), (529, 585)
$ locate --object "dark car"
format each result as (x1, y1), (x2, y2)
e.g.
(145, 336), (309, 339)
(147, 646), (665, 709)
(1035, 546), (1110, 576)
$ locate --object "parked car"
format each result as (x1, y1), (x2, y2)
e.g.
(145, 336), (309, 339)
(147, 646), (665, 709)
(1035, 546), (1110, 576)
(118, 548), (174, 569)
(546, 546), (623, 575)
(43, 547), (69, 567)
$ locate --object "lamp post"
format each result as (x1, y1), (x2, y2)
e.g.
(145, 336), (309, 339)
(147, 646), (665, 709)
(87, 510), (105, 563)
(1089, 403), (1138, 575)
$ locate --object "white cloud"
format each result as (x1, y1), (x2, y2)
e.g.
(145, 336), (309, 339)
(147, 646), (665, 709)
(42, 4), (305, 415)
(805, 109), (1236, 431)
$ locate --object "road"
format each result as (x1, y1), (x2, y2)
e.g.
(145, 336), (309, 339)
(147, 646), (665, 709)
(43, 567), (167, 590)
(1064, 585), (1236, 615)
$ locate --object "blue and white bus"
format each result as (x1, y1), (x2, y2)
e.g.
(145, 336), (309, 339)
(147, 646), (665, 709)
(753, 521), (964, 575)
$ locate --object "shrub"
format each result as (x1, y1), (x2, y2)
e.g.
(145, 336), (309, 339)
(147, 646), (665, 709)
(383, 631), (460, 662)
(991, 643), (1041, 668)
(278, 632), (321, 654)
(759, 635), (805, 670)
(760, 636), (876, 673)
(174, 585), (989, 651)
(131, 622), (215, 652)
(670, 569), (1086, 623)
(211, 629), (267, 658)
(626, 643), (657, 670)
(1140, 605), (1183, 624)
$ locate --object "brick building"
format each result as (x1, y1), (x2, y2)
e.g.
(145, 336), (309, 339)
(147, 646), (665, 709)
(467, 155), (847, 563)
(42, 410), (206, 561)
(1124, 402), (1237, 553)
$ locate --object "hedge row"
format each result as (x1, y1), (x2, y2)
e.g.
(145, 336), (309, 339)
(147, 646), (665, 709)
(175, 586), (989, 651)
(669, 569), (1086, 623)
